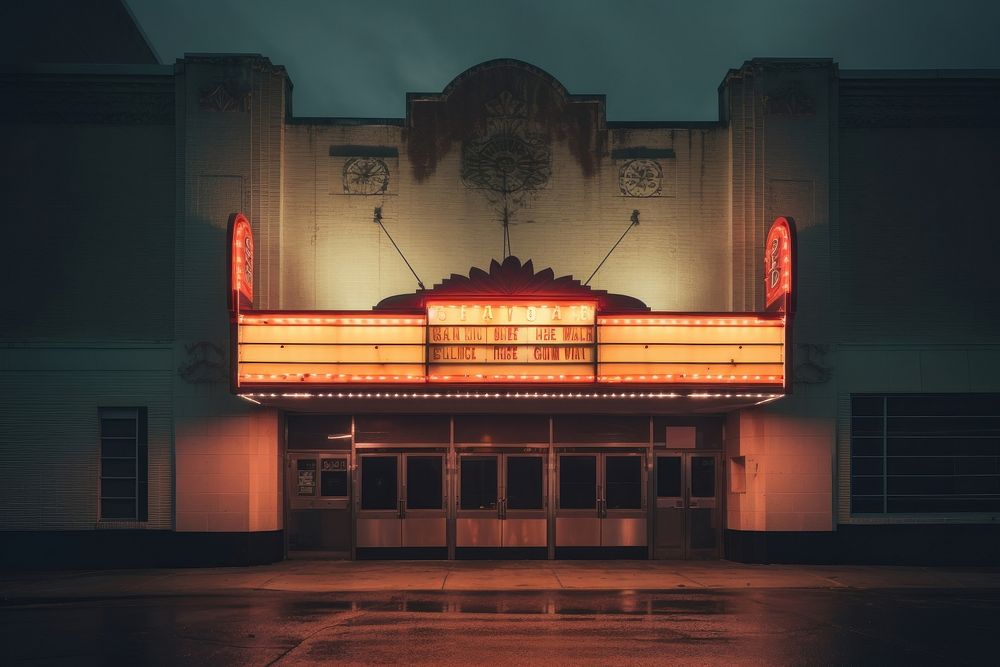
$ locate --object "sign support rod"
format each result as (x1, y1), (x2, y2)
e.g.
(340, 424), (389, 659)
(584, 209), (640, 286)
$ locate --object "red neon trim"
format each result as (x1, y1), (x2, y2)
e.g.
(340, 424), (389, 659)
(765, 217), (795, 312)
(229, 213), (254, 308)
(597, 314), (784, 326)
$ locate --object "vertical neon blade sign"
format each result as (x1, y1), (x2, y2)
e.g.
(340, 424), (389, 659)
(229, 212), (254, 311)
(764, 216), (795, 313)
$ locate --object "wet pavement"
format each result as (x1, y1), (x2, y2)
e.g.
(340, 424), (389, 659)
(3, 586), (1000, 665)
(3, 561), (1000, 665)
(5, 559), (1000, 600)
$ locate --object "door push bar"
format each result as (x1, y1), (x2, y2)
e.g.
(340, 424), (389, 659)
(597, 498), (607, 519)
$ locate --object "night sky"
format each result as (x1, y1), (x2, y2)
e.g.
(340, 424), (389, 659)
(129, 0), (1000, 121)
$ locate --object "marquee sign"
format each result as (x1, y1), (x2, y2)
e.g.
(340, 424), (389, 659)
(230, 256), (791, 392)
(764, 216), (794, 313)
(228, 212), (254, 310)
(426, 301), (597, 382)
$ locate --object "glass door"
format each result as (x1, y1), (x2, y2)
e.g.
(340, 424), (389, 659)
(556, 452), (647, 548)
(457, 453), (547, 548)
(555, 454), (601, 546)
(502, 454), (547, 547)
(457, 454), (501, 547)
(357, 453), (447, 549)
(653, 453), (721, 559)
(402, 454), (446, 547)
(357, 454), (401, 548)
(687, 454), (720, 559)
(601, 453), (646, 546)
(653, 454), (684, 558)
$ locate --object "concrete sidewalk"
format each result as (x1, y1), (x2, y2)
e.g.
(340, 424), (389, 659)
(4, 559), (1000, 602)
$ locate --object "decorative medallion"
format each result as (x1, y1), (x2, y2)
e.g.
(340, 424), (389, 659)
(618, 159), (662, 197)
(343, 157), (390, 195)
(461, 91), (551, 212)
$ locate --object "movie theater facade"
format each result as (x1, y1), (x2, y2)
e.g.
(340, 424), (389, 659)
(3, 53), (999, 566)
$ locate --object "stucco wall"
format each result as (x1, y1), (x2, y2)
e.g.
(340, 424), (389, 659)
(280, 63), (731, 312)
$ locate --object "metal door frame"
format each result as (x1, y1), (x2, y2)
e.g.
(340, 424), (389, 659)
(456, 449), (548, 548)
(555, 450), (647, 547)
(456, 452), (501, 547)
(501, 451), (548, 547)
(401, 452), (448, 547)
(601, 451), (647, 546)
(356, 452), (402, 548)
(654, 451), (722, 559)
(684, 452), (721, 559)
(555, 452), (601, 547)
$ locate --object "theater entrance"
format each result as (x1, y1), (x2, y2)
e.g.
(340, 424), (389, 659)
(285, 414), (726, 561)
(456, 450), (548, 557)
(356, 450), (448, 556)
(555, 451), (647, 555)
(653, 452), (722, 559)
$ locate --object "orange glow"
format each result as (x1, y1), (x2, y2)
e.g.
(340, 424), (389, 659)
(239, 314), (426, 326)
(235, 309), (786, 390)
(238, 391), (783, 400)
(426, 301), (597, 326)
(596, 315), (783, 326)
(230, 213), (254, 308)
(238, 311), (428, 386)
(765, 217), (794, 311)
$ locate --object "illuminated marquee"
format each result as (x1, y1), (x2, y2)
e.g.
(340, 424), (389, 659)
(237, 313), (427, 384)
(597, 314), (785, 384)
(426, 301), (597, 382)
(230, 256), (792, 392)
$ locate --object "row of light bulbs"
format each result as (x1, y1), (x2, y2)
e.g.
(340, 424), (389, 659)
(241, 391), (783, 400)
(238, 315), (783, 328)
(240, 373), (782, 382)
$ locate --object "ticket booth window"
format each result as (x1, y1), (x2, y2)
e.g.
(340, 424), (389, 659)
(320, 458), (349, 497)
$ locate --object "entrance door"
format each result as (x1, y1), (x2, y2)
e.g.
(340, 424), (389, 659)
(654, 453), (721, 559)
(356, 453), (446, 548)
(286, 453), (351, 552)
(555, 452), (646, 547)
(457, 453), (546, 548)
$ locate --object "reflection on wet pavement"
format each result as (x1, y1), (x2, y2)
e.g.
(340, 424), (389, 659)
(2, 588), (998, 665)
(277, 590), (732, 617)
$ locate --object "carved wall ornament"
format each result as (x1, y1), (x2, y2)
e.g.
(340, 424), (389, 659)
(178, 341), (228, 384)
(343, 157), (390, 195)
(618, 159), (663, 197)
(461, 90), (552, 213)
(793, 344), (833, 384)
(199, 79), (250, 112)
(765, 80), (816, 116)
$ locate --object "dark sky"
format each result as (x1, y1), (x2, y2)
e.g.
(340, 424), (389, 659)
(127, 0), (1000, 121)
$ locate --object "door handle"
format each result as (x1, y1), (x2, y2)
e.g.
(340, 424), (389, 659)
(398, 499), (405, 518)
